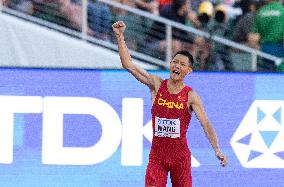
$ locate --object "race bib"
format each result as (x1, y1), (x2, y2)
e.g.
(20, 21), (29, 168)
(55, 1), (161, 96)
(154, 117), (180, 138)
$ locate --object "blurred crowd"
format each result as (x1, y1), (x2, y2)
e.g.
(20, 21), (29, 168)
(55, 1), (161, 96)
(2, 0), (284, 72)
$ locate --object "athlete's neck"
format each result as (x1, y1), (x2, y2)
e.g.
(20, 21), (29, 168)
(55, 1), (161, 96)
(167, 79), (185, 94)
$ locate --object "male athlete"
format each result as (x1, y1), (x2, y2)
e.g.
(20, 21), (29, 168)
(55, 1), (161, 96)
(112, 21), (228, 187)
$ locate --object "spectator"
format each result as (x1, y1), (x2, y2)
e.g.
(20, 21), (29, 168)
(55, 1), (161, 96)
(59, 0), (108, 37)
(193, 36), (225, 71)
(233, 0), (253, 20)
(231, 1), (264, 71)
(59, 0), (84, 30)
(194, 3), (234, 71)
(158, 0), (171, 10)
(131, 0), (160, 52)
(159, 0), (199, 27)
(112, 0), (146, 49)
(197, 1), (214, 30)
(193, 1), (217, 71)
(248, 0), (284, 71)
(32, 0), (71, 27)
(209, 4), (233, 71)
(232, 1), (264, 44)
(134, 0), (159, 15)
(144, 0), (199, 59)
(88, 0), (112, 40)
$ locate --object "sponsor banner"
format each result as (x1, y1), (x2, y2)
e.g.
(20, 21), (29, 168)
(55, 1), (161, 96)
(0, 68), (283, 186)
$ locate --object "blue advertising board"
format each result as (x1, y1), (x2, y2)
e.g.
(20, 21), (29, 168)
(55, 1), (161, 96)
(0, 68), (283, 187)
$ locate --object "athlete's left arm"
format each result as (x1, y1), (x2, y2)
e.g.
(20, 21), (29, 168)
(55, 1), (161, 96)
(188, 90), (228, 167)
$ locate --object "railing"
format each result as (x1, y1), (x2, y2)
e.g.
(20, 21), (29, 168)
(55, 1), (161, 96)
(212, 35), (282, 71)
(1, 0), (282, 71)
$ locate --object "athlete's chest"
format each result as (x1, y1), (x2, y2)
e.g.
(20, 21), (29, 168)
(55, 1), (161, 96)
(154, 92), (188, 111)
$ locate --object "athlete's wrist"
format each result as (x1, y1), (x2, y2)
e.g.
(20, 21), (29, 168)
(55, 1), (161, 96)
(115, 33), (124, 41)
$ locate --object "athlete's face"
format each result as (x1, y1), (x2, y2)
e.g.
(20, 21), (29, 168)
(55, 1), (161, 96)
(169, 54), (192, 81)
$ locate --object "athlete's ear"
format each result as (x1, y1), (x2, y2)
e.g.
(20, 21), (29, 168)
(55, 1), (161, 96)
(187, 67), (193, 74)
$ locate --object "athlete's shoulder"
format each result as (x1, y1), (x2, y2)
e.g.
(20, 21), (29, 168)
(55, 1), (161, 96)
(187, 88), (204, 105)
(187, 88), (198, 95)
(149, 74), (163, 92)
(150, 74), (163, 82)
(184, 83), (193, 92)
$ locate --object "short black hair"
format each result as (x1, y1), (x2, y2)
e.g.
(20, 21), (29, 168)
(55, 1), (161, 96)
(198, 13), (210, 24)
(172, 0), (187, 11)
(215, 10), (226, 23)
(173, 50), (194, 67)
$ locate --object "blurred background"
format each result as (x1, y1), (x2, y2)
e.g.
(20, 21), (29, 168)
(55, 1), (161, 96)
(0, 0), (284, 186)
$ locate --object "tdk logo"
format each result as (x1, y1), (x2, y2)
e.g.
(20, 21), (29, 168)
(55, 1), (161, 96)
(0, 96), (200, 167)
(231, 100), (284, 168)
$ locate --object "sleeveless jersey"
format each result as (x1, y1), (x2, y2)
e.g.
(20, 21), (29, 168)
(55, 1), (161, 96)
(151, 79), (192, 146)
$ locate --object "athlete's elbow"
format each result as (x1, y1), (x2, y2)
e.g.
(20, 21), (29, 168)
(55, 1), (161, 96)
(121, 63), (128, 70)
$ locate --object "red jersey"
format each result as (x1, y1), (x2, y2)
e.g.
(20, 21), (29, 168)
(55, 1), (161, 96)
(151, 79), (192, 146)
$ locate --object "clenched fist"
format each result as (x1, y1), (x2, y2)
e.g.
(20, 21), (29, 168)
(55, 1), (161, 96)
(216, 151), (228, 167)
(112, 21), (126, 37)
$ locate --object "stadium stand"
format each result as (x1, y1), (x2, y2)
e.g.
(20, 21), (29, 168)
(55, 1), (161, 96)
(1, 0), (283, 72)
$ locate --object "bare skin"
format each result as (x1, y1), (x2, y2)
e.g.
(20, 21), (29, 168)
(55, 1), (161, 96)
(113, 21), (228, 187)
(248, 32), (261, 49)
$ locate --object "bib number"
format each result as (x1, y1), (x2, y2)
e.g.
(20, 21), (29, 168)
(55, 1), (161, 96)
(154, 117), (180, 138)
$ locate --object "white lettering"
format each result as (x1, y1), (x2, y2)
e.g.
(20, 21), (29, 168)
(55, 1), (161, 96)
(42, 97), (122, 165)
(261, 10), (281, 17)
(121, 98), (143, 166)
(0, 96), (42, 163)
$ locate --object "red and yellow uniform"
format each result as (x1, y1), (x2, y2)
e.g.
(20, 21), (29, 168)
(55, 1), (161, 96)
(145, 79), (192, 187)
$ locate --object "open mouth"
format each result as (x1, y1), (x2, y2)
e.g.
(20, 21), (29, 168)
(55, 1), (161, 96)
(172, 70), (180, 75)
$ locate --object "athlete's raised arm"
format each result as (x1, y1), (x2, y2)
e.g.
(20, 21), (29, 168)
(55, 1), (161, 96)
(188, 90), (228, 167)
(112, 21), (161, 91)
